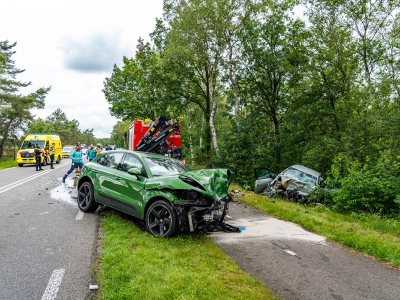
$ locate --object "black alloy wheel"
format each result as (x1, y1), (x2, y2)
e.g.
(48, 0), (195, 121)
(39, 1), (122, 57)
(77, 182), (99, 212)
(145, 200), (178, 237)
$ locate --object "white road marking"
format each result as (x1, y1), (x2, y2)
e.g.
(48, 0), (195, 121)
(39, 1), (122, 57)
(284, 249), (297, 256)
(76, 210), (84, 220)
(41, 268), (65, 300)
(0, 162), (71, 194)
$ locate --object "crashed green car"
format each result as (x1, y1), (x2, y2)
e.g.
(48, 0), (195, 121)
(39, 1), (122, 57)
(77, 150), (237, 237)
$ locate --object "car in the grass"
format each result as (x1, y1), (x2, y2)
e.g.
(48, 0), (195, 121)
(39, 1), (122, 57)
(62, 145), (74, 158)
(76, 150), (237, 237)
(260, 164), (325, 203)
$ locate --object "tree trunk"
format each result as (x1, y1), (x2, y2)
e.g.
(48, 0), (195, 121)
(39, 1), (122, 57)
(228, 42), (240, 122)
(0, 120), (12, 159)
(210, 62), (220, 157)
(186, 107), (195, 167)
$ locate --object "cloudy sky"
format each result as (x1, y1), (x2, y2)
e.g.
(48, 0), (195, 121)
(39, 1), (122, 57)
(2, 0), (163, 138)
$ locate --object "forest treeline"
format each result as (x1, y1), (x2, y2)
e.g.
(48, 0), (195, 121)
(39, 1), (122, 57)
(104, 0), (400, 216)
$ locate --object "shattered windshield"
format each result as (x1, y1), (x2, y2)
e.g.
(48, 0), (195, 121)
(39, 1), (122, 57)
(144, 157), (191, 177)
(282, 167), (317, 186)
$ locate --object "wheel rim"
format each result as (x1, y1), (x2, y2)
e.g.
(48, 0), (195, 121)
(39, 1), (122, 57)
(78, 184), (91, 209)
(147, 204), (173, 236)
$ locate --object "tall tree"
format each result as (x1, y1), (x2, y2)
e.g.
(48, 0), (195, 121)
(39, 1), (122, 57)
(239, 0), (307, 169)
(103, 39), (171, 121)
(0, 41), (50, 159)
(163, 0), (250, 159)
(45, 109), (81, 145)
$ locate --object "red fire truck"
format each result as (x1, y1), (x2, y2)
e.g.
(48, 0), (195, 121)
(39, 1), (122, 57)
(127, 116), (184, 161)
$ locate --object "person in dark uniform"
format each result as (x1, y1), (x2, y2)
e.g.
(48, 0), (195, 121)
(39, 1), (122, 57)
(49, 143), (55, 169)
(34, 143), (43, 171)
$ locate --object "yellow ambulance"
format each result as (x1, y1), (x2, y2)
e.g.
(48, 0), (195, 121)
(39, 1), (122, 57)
(16, 134), (63, 167)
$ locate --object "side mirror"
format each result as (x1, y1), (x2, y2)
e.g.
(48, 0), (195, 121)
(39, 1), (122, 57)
(319, 179), (325, 188)
(127, 167), (141, 175)
(127, 167), (143, 179)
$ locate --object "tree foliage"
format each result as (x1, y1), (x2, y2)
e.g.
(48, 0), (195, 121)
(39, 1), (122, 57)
(102, 0), (400, 216)
(0, 41), (50, 159)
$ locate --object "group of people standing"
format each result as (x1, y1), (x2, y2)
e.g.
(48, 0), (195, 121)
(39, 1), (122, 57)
(34, 142), (56, 171)
(34, 141), (107, 183)
(62, 143), (103, 183)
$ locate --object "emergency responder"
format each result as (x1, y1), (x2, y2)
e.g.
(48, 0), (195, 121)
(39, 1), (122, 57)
(42, 145), (49, 166)
(49, 143), (55, 169)
(62, 144), (84, 183)
(34, 143), (43, 171)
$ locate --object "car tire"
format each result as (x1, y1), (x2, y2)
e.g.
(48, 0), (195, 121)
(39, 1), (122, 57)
(77, 181), (99, 212)
(145, 200), (179, 237)
(18, 163), (23, 167)
(41, 157), (47, 166)
(56, 155), (61, 164)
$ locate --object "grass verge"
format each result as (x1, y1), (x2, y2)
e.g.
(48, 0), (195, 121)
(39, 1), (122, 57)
(91, 210), (277, 300)
(0, 158), (17, 169)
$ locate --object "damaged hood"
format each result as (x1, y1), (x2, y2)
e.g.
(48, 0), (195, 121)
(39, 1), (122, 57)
(278, 174), (316, 195)
(184, 169), (234, 200)
(146, 168), (234, 201)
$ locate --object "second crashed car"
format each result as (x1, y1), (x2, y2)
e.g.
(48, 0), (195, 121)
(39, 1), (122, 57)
(257, 165), (325, 203)
(76, 150), (237, 237)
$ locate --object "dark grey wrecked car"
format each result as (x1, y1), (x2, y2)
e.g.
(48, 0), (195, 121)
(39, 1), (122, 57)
(255, 165), (325, 203)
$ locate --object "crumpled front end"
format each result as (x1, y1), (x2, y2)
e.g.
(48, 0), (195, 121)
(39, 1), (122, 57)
(170, 169), (240, 233)
(264, 174), (316, 203)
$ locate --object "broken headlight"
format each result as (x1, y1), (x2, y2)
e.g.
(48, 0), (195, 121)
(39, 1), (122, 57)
(179, 176), (206, 191)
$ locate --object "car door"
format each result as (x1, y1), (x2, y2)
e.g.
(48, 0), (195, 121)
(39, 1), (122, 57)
(254, 167), (276, 193)
(93, 152), (125, 207)
(114, 153), (148, 218)
(94, 152), (146, 218)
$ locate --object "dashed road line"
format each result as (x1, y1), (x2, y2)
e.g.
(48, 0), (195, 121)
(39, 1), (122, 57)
(284, 249), (297, 256)
(76, 210), (84, 220)
(41, 268), (65, 300)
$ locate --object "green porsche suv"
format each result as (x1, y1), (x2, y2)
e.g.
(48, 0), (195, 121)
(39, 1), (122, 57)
(76, 150), (236, 237)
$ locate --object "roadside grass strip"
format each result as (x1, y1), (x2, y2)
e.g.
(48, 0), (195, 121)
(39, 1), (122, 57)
(96, 210), (278, 300)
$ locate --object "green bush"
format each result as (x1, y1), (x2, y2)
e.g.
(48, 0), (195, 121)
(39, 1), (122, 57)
(324, 153), (400, 216)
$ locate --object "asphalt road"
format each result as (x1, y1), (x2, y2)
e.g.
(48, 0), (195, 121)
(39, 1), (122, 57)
(0, 159), (98, 300)
(211, 199), (400, 300)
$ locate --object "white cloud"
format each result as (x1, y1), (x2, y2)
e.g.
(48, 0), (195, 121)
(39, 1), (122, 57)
(61, 32), (128, 73)
(2, 0), (163, 138)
